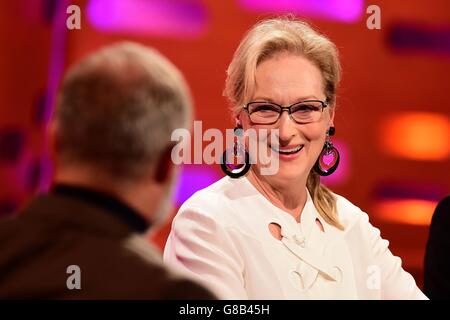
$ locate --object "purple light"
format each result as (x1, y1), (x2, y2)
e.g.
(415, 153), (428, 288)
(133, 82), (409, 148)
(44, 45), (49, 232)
(87, 0), (208, 37)
(239, 0), (364, 23)
(174, 165), (220, 206)
(39, 0), (70, 193)
(373, 181), (447, 203)
(388, 23), (450, 56)
(321, 139), (349, 186)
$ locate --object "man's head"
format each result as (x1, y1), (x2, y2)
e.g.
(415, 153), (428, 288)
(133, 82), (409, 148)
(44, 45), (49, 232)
(51, 42), (192, 224)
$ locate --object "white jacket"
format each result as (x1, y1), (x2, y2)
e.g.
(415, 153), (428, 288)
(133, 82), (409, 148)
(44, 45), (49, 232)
(164, 176), (427, 300)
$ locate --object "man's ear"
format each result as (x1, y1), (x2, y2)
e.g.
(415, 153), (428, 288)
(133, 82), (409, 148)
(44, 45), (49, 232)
(154, 143), (176, 183)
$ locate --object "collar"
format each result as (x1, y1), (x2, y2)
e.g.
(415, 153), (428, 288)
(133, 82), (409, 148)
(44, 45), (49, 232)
(52, 184), (149, 234)
(240, 176), (326, 237)
(300, 188), (329, 236)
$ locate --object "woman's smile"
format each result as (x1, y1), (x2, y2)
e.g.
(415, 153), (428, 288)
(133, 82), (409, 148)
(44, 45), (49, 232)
(269, 143), (304, 160)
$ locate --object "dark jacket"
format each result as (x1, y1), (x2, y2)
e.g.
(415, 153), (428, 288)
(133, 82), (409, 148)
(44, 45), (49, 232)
(424, 195), (450, 299)
(0, 185), (214, 299)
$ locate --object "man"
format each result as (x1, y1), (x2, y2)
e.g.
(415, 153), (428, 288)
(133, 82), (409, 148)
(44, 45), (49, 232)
(0, 42), (214, 299)
(424, 195), (450, 299)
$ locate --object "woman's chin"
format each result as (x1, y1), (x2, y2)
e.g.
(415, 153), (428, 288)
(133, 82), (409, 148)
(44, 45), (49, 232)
(275, 170), (307, 182)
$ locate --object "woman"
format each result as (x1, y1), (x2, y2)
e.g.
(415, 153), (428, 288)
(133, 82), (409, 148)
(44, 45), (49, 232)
(164, 17), (427, 299)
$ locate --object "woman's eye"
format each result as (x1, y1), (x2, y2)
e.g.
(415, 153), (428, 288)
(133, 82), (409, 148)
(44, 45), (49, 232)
(254, 105), (278, 112)
(293, 104), (318, 112)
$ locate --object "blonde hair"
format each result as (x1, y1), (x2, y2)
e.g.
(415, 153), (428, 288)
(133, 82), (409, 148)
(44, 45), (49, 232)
(224, 17), (344, 230)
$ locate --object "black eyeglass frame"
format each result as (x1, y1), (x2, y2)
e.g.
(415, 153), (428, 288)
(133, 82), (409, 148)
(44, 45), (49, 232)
(243, 99), (329, 125)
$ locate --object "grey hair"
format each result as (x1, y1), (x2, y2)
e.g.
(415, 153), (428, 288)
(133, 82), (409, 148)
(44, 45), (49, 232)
(54, 41), (192, 181)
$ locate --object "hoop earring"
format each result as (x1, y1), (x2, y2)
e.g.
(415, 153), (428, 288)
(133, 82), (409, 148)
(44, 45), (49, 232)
(313, 126), (340, 176)
(221, 127), (251, 179)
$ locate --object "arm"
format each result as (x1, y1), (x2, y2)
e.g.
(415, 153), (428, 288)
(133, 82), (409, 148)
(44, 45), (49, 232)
(360, 213), (428, 300)
(163, 207), (247, 299)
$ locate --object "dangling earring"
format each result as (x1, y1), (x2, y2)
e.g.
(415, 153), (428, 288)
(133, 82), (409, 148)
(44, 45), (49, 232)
(221, 127), (251, 178)
(314, 126), (340, 176)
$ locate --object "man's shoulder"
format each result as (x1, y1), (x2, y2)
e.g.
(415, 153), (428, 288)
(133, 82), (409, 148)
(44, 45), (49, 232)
(0, 196), (214, 299)
(431, 195), (450, 226)
(120, 252), (215, 299)
(74, 235), (215, 299)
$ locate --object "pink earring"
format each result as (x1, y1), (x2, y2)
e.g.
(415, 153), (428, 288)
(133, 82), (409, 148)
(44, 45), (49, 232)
(313, 126), (340, 176)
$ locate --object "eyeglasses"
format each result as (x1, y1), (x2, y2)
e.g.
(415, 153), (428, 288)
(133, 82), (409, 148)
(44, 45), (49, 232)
(243, 99), (329, 125)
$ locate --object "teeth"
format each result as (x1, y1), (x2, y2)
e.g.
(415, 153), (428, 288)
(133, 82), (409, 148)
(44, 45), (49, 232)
(271, 145), (303, 154)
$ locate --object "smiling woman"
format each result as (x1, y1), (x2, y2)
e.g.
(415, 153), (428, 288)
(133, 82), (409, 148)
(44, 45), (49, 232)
(163, 17), (427, 300)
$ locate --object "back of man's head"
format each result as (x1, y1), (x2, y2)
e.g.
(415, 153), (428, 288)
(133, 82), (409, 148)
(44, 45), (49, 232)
(53, 42), (191, 182)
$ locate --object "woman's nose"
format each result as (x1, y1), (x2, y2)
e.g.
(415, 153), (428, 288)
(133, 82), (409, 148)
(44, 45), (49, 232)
(277, 111), (297, 141)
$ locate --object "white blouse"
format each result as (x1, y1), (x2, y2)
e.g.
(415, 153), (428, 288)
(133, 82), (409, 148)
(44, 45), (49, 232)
(163, 176), (427, 300)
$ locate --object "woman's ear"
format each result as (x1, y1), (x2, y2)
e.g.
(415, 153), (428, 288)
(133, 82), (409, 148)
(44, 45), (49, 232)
(328, 105), (335, 127)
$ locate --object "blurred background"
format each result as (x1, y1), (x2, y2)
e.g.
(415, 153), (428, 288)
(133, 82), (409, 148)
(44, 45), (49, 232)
(0, 0), (449, 288)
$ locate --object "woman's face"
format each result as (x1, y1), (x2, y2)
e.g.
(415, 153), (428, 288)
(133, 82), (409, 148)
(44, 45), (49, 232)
(239, 52), (334, 183)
